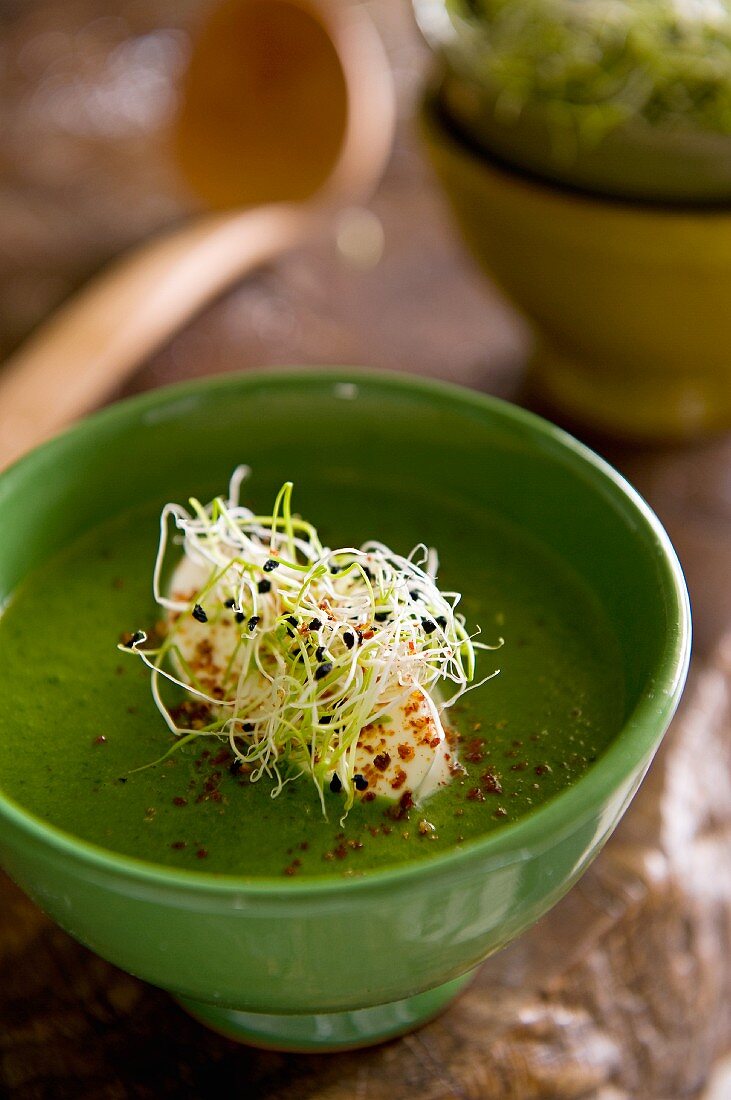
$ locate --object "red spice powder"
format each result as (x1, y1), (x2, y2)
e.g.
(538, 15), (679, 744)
(481, 769), (504, 795)
(465, 738), (485, 764)
(390, 767), (408, 790)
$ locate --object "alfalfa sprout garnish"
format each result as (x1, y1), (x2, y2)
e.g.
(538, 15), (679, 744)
(119, 466), (500, 816)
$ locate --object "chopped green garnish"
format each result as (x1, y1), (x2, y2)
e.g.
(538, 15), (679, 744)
(437, 0), (731, 137)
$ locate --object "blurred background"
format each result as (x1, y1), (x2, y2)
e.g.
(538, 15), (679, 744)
(0, 0), (525, 387)
(0, 1), (730, 1096)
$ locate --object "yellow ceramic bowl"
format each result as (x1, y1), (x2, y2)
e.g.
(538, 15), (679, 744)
(422, 95), (731, 441)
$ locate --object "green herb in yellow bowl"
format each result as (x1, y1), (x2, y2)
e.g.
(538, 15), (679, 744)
(416, 0), (731, 201)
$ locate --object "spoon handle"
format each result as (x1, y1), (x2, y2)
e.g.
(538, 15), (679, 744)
(0, 204), (314, 470)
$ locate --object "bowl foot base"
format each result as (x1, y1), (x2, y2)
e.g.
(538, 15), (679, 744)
(530, 342), (731, 442)
(176, 970), (476, 1052)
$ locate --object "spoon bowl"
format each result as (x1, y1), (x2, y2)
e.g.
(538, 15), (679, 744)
(174, 0), (392, 210)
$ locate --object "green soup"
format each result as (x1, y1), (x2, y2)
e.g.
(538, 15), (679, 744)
(0, 482), (623, 878)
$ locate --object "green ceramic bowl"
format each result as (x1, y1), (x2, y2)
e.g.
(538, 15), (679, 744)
(0, 369), (690, 1051)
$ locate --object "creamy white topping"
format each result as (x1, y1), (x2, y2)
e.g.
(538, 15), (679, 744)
(168, 554), (455, 804)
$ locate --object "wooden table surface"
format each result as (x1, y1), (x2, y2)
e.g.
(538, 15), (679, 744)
(1, 3), (730, 1096)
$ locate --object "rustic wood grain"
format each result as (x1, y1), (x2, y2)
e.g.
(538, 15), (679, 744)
(1, 2), (730, 1096)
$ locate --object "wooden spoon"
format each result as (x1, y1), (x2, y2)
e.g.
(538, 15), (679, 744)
(0, 0), (394, 468)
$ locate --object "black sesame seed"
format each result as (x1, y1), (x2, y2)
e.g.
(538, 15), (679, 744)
(224, 598), (236, 609)
(436, 615), (448, 628)
(330, 564), (342, 575)
(285, 615), (298, 628)
(247, 615), (260, 631)
(329, 773), (342, 794)
(242, 722), (255, 732)
(320, 715), (332, 725)
(343, 631), (355, 649)
(308, 618), (322, 631)
(421, 618), (437, 635)
(123, 630), (144, 649)
(315, 662), (333, 681)
(374, 612), (389, 622)
(354, 774), (369, 791)
(192, 604), (208, 623)
(229, 759), (243, 776)
(315, 645), (326, 662)
(235, 612), (245, 624)
(257, 579), (271, 594)
(117, 776), (128, 783)
(263, 559), (279, 573)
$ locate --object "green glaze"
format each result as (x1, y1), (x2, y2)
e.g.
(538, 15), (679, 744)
(0, 370), (690, 1049)
(0, 488), (621, 878)
(175, 969), (478, 1051)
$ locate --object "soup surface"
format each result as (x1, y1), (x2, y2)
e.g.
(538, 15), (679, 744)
(0, 482), (623, 878)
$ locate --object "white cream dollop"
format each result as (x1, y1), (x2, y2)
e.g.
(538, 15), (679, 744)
(167, 555), (454, 804)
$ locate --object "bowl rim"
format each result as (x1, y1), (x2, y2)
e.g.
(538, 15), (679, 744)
(0, 366), (691, 896)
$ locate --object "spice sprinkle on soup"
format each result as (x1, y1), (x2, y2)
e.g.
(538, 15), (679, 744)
(0, 470), (623, 877)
